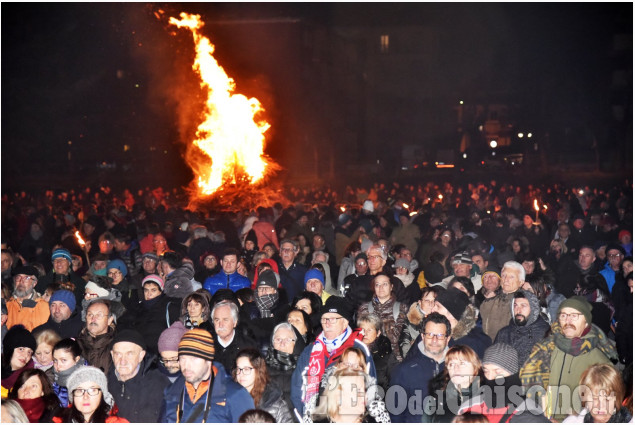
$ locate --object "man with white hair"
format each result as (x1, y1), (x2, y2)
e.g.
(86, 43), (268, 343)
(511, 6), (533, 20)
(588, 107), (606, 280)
(479, 261), (526, 341)
(211, 300), (257, 373)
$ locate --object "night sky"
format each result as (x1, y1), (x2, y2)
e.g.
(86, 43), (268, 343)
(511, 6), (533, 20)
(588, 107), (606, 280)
(2, 3), (631, 190)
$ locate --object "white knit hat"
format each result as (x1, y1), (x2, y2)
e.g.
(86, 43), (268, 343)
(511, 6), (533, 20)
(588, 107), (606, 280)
(67, 366), (114, 408)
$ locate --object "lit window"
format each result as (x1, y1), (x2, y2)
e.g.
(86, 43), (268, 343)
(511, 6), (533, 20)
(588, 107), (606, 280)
(380, 35), (389, 53)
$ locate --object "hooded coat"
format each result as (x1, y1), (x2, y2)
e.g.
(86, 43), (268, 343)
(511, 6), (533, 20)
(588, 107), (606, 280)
(399, 301), (426, 359)
(76, 325), (116, 374)
(479, 291), (514, 341)
(494, 290), (550, 366)
(164, 262), (195, 298)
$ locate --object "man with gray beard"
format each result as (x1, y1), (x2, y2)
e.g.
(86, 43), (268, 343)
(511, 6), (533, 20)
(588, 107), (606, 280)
(5, 266), (50, 331)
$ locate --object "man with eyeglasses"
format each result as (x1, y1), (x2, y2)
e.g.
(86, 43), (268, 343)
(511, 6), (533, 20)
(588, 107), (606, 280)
(157, 321), (188, 383)
(600, 242), (626, 294)
(520, 296), (617, 421)
(291, 296), (376, 418)
(160, 328), (255, 422)
(108, 329), (170, 423)
(388, 312), (450, 422)
(6, 265), (50, 331)
(77, 299), (116, 373)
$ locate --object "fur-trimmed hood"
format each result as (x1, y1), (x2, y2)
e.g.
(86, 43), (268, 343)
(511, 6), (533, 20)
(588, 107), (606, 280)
(406, 301), (426, 327)
(451, 304), (478, 340)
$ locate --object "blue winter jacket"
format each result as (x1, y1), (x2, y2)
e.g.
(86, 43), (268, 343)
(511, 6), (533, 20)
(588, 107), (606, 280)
(159, 361), (255, 423)
(277, 261), (307, 302)
(203, 270), (251, 296)
(388, 343), (445, 423)
(599, 261), (617, 293)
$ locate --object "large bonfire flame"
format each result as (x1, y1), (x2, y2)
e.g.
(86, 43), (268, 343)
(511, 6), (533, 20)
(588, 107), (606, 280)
(168, 13), (281, 209)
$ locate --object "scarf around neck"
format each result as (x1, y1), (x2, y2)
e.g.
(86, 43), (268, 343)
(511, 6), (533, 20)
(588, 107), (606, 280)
(16, 396), (46, 422)
(303, 326), (360, 404)
(256, 293), (278, 318)
(55, 357), (85, 387)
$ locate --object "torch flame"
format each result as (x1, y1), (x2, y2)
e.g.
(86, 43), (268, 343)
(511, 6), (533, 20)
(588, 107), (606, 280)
(75, 231), (86, 247)
(533, 199), (539, 212)
(403, 203), (409, 209)
(169, 13), (275, 197)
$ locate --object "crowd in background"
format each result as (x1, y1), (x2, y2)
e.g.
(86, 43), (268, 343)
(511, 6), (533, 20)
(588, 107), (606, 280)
(0, 178), (632, 423)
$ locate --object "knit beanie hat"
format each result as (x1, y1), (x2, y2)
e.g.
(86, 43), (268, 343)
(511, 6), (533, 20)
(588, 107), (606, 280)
(362, 200), (374, 213)
(435, 287), (470, 321)
(321, 296), (354, 324)
(85, 281), (110, 298)
(106, 259), (128, 277)
(482, 343), (519, 375)
(304, 269), (325, 288)
(452, 251), (473, 266)
(393, 258), (411, 271)
(338, 214), (352, 225)
(67, 366), (114, 408)
(49, 289), (76, 312)
(606, 242), (626, 257)
(110, 329), (147, 351)
(481, 265), (501, 282)
(4, 325), (36, 355)
(142, 252), (159, 262)
(178, 328), (215, 361)
(256, 270), (279, 291)
(142, 274), (164, 291)
(51, 248), (72, 264)
(557, 296), (593, 324)
(158, 321), (188, 353)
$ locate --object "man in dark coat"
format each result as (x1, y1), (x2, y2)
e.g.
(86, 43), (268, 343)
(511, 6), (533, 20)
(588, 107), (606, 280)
(32, 289), (82, 339)
(108, 330), (170, 422)
(494, 290), (550, 366)
(210, 300), (258, 373)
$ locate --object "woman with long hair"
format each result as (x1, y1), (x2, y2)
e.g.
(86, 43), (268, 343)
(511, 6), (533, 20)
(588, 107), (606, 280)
(232, 347), (293, 423)
(8, 368), (61, 422)
(1, 326), (36, 394)
(423, 345), (482, 423)
(52, 338), (86, 407)
(52, 366), (128, 423)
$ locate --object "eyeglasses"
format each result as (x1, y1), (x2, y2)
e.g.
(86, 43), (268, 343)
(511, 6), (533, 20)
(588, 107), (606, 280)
(367, 255), (383, 261)
(321, 317), (344, 324)
(559, 312), (582, 321)
(340, 362), (362, 370)
(236, 367), (254, 375)
(273, 337), (296, 345)
(423, 332), (448, 340)
(608, 253), (623, 259)
(280, 248), (294, 253)
(107, 270), (122, 277)
(72, 387), (102, 397)
(160, 357), (179, 365)
(16, 275), (37, 282)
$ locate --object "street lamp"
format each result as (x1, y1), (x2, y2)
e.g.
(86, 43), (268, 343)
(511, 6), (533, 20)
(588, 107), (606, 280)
(489, 140), (497, 148)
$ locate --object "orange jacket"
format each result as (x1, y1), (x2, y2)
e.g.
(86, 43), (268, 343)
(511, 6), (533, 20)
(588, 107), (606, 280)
(6, 296), (50, 331)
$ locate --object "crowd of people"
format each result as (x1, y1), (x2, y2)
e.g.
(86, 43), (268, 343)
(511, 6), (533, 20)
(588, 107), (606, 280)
(0, 179), (632, 423)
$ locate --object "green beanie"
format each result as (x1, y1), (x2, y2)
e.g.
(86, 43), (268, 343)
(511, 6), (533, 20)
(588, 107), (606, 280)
(557, 296), (592, 324)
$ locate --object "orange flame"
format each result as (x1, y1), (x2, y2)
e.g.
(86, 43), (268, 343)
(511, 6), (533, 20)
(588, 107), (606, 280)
(75, 231), (86, 247)
(533, 199), (539, 212)
(169, 13), (275, 197)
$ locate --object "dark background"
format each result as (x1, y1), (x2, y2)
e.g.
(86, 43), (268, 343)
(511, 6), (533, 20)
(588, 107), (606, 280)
(2, 3), (632, 192)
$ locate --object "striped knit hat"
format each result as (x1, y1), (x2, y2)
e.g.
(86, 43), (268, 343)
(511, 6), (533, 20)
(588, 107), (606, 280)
(178, 328), (215, 361)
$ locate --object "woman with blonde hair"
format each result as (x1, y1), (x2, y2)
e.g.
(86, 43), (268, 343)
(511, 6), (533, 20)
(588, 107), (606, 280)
(564, 363), (632, 423)
(32, 328), (61, 383)
(423, 345), (482, 423)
